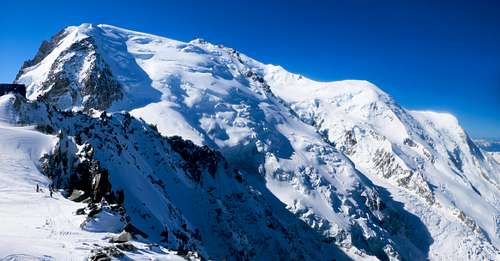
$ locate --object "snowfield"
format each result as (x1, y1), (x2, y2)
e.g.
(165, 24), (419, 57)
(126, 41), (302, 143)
(8, 23), (500, 260)
(0, 94), (194, 260)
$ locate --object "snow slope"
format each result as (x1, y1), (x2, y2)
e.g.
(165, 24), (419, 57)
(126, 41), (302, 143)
(265, 66), (500, 257)
(4, 93), (349, 261)
(14, 23), (500, 260)
(0, 94), (190, 260)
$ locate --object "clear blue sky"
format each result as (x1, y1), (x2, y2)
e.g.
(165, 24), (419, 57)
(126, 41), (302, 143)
(1, 0), (499, 138)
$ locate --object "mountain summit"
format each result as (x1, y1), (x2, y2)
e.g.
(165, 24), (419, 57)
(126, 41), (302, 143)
(8, 23), (500, 260)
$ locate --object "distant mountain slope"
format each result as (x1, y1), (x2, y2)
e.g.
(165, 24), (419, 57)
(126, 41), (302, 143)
(475, 139), (500, 168)
(265, 66), (500, 253)
(13, 23), (500, 260)
(475, 139), (500, 152)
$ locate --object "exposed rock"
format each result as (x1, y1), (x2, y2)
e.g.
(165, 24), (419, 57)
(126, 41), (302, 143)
(68, 189), (87, 202)
(115, 242), (136, 252)
(88, 251), (111, 261)
(75, 207), (86, 215)
(167, 136), (225, 182)
(0, 84), (26, 97)
(124, 223), (148, 239)
(35, 37), (123, 111)
(89, 246), (123, 261)
(111, 231), (132, 243)
(15, 29), (68, 81)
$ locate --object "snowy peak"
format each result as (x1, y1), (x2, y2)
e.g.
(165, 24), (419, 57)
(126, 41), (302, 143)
(264, 65), (415, 144)
(267, 62), (500, 251)
(16, 24), (162, 111)
(11, 23), (500, 260)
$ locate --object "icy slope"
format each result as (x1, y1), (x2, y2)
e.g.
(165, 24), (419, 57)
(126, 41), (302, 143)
(15, 23), (500, 260)
(7, 94), (349, 261)
(0, 94), (190, 260)
(265, 66), (500, 255)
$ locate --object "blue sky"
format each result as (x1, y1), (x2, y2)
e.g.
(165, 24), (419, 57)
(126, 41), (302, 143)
(1, 0), (499, 138)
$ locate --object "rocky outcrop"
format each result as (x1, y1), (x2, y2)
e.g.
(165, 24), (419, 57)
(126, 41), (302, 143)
(40, 133), (119, 204)
(12, 97), (347, 261)
(15, 29), (68, 81)
(0, 84), (26, 97)
(166, 136), (225, 182)
(36, 37), (123, 111)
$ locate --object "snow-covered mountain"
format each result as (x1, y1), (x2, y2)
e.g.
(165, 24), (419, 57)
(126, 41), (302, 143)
(1, 93), (349, 260)
(0, 94), (201, 260)
(475, 139), (500, 163)
(8, 23), (500, 260)
(475, 139), (500, 152)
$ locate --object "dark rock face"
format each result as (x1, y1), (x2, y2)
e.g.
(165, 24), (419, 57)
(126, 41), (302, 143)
(36, 37), (123, 111)
(115, 242), (136, 251)
(89, 245), (123, 261)
(40, 135), (117, 204)
(15, 29), (68, 81)
(448, 147), (464, 172)
(339, 129), (357, 155)
(123, 223), (148, 239)
(167, 136), (225, 182)
(403, 138), (417, 147)
(74, 158), (112, 202)
(466, 135), (484, 160)
(0, 84), (26, 97)
(373, 149), (435, 204)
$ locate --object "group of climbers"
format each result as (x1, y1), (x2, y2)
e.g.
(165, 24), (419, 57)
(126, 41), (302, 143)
(35, 183), (54, 197)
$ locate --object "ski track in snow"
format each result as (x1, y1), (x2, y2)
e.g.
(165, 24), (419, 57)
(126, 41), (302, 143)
(0, 122), (103, 260)
(0, 120), (187, 260)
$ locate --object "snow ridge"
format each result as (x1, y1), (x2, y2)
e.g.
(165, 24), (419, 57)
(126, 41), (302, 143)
(10, 23), (500, 260)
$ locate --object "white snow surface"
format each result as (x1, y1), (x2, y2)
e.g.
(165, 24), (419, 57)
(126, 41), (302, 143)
(491, 152), (500, 163)
(0, 94), (197, 260)
(13, 23), (500, 260)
